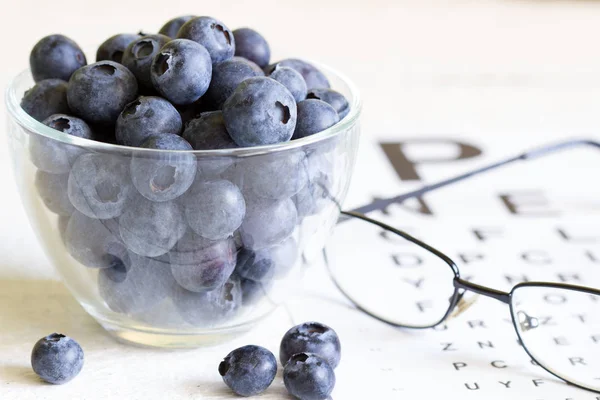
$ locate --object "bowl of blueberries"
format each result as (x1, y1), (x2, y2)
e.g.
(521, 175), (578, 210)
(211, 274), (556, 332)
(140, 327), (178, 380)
(5, 15), (360, 348)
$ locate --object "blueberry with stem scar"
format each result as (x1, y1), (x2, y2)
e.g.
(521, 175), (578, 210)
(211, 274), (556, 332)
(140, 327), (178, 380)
(121, 34), (170, 90)
(116, 96), (182, 147)
(150, 39), (212, 105)
(223, 77), (297, 147)
(219, 345), (277, 396)
(176, 16), (235, 64)
(31, 333), (84, 385)
(67, 61), (138, 125)
(130, 134), (196, 202)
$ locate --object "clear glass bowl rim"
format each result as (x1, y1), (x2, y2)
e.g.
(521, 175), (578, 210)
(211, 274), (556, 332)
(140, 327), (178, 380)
(5, 60), (361, 157)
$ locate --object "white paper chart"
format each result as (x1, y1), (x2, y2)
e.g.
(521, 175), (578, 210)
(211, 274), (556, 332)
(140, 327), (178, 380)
(293, 136), (600, 400)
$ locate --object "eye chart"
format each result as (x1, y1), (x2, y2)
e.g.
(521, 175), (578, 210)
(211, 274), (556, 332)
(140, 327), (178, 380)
(289, 136), (600, 400)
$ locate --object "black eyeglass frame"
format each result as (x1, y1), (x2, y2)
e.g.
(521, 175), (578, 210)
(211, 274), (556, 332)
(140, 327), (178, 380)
(328, 139), (600, 394)
(334, 210), (600, 394)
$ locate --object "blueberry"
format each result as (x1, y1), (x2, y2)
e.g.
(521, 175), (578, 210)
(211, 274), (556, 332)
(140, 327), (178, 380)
(65, 211), (126, 269)
(267, 59), (330, 90)
(176, 16), (235, 64)
(235, 247), (275, 282)
(232, 56), (265, 76)
(240, 278), (271, 305)
(98, 252), (177, 314)
(30, 35), (86, 82)
(170, 230), (237, 292)
(96, 34), (141, 63)
(44, 114), (94, 139)
(173, 275), (242, 325)
(183, 179), (246, 240)
(130, 134), (196, 201)
(115, 96), (182, 147)
(182, 111), (237, 150)
(280, 322), (341, 369)
(30, 114), (94, 174)
(283, 353), (335, 400)
(270, 66), (307, 103)
(292, 100), (339, 140)
(219, 345), (277, 396)
(176, 97), (215, 126)
(293, 153), (333, 217)
(31, 333), (84, 385)
(119, 196), (186, 257)
(205, 58), (263, 109)
(121, 34), (171, 89)
(159, 15), (196, 38)
(21, 79), (70, 122)
(68, 153), (134, 219)
(67, 61), (138, 125)
(307, 89), (350, 120)
(223, 77), (297, 147)
(235, 237), (298, 282)
(232, 28), (271, 68)
(35, 171), (75, 216)
(240, 197), (297, 250)
(150, 39), (212, 105)
(237, 151), (308, 200)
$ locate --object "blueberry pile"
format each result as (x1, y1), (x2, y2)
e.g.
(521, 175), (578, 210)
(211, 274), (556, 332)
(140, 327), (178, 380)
(30, 321), (340, 399)
(23, 17), (350, 147)
(219, 322), (340, 399)
(24, 16), (349, 327)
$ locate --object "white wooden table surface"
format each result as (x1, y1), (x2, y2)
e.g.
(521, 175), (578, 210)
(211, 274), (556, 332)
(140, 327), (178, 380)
(2, 1), (600, 398)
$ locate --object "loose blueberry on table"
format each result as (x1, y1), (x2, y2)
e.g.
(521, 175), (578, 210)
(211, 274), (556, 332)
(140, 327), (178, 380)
(284, 352), (336, 400)
(280, 322), (342, 368)
(219, 345), (278, 396)
(31, 333), (84, 384)
(24, 14), (350, 330)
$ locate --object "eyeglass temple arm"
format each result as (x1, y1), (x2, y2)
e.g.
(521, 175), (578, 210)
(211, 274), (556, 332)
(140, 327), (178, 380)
(350, 139), (600, 215)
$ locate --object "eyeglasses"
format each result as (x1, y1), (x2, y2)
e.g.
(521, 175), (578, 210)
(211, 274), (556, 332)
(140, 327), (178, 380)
(324, 139), (600, 393)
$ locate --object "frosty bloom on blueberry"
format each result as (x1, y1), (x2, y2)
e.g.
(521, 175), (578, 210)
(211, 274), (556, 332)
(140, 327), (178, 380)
(31, 333), (84, 385)
(176, 16), (236, 64)
(30, 35), (86, 82)
(159, 15), (196, 38)
(122, 34), (171, 90)
(280, 322), (342, 368)
(284, 352), (336, 400)
(97, 33), (141, 64)
(219, 345), (278, 396)
(116, 96), (183, 147)
(223, 76), (298, 147)
(67, 61), (138, 125)
(150, 39), (212, 105)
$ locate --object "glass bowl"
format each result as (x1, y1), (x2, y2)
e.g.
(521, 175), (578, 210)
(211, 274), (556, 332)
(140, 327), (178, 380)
(5, 62), (361, 348)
